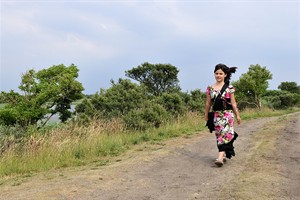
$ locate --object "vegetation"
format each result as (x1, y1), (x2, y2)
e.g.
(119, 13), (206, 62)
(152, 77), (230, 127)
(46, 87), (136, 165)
(232, 64), (272, 110)
(0, 64), (84, 128)
(125, 62), (181, 96)
(278, 81), (300, 93)
(0, 108), (298, 178)
(0, 62), (299, 179)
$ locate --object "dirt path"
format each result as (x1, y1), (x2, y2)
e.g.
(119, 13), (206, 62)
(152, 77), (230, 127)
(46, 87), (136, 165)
(1, 112), (299, 200)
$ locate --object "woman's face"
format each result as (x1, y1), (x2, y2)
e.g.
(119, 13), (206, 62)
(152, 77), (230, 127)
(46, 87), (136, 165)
(214, 69), (227, 83)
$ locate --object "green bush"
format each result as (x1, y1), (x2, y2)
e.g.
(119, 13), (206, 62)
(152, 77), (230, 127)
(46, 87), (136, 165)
(155, 93), (186, 116)
(263, 90), (300, 109)
(123, 101), (170, 130)
(0, 108), (18, 126)
(185, 89), (206, 112)
(75, 79), (149, 120)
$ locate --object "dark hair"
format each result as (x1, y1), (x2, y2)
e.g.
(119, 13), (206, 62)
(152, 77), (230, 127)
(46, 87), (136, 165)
(214, 63), (237, 84)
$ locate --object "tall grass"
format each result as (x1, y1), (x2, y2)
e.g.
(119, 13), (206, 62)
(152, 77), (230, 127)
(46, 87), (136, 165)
(0, 108), (299, 178)
(0, 112), (204, 178)
(240, 107), (298, 120)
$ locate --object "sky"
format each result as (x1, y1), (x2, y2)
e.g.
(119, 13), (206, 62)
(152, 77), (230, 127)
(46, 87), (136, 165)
(1, 0), (299, 95)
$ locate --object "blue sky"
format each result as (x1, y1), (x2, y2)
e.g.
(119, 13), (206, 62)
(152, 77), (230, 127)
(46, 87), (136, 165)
(1, 0), (299, 94)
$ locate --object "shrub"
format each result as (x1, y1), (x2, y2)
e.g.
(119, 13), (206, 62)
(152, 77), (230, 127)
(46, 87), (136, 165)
(75, 79), (149, 120)
(263, 90), (300, 109)
(123, 101), (170, 130)
(155, 93), (186, 116)
(0, 108), (18, 126)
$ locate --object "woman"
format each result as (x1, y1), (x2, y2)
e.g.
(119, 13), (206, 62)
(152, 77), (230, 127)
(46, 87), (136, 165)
(205, 64), (241, 167)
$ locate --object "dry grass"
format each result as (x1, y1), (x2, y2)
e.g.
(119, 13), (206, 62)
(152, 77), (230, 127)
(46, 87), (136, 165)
(0, 112), (204, 178)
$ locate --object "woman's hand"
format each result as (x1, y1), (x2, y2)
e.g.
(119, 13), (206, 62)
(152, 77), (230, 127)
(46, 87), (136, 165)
(236, 115), (241, 124)
(204, 113), (208, 122)
(230, 93), (241, 124)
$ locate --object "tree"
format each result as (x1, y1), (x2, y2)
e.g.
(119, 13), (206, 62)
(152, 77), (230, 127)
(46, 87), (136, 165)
(278, 81), (300, 93)
(75, 78), (148, 119)
(125, 62), (181, 96)
(123, 100), (170, 130)
(155, 92), (186, 116)
(0, 93), (5, 103)
(233, 64), (272, 110)
(263, 90), (299, 109)
(0, 64), (84, 127)
(184, 89), (206, 112)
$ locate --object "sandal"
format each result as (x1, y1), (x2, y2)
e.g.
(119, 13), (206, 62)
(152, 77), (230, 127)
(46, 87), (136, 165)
(214, 159), (224, 167)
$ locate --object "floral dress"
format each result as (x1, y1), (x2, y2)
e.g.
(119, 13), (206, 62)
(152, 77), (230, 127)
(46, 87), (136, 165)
(206, 85), (236, 146)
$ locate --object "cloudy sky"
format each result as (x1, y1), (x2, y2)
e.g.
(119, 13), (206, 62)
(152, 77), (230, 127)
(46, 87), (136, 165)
(1, 0), (299, 94)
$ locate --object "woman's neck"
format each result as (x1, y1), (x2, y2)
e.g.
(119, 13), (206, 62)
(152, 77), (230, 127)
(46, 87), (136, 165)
(213, 81), (225, 90)
(215, 81), (224, 86)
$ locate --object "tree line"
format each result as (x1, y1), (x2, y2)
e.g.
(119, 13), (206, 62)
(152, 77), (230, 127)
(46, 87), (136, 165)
(0, 62), (299, 130)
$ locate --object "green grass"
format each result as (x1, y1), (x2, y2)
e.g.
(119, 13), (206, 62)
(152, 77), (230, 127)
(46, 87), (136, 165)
(0, 108), (299, 179)
(240, 107), (299, 120)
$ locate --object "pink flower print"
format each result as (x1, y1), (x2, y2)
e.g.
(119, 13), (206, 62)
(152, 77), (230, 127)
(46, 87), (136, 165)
(224, 112), (231, 118)
(225, 133), (233, 141)
(229, 118), (234, 126)
(217, 135), (223, 143)
(206, 87), (211, 95)
(215, 125), (223, 132)
(225, 92), (230, 98)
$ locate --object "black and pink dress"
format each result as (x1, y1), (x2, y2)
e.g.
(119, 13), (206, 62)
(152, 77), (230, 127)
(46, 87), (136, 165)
(206, 85), (238, 158)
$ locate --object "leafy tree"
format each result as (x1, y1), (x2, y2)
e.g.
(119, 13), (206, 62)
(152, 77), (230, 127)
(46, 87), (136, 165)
(233, 64), (272, 110)
(125, 62), (181, 96)
(278, 81), (300, 93)
(123, 100), (170, 130)
(155, 93), (186, 116)
(263, 90), (299, 109)
(0, 93), (5, 104)
(75, 78), (148, 119)
(0, 64), (84, 127)
(184, 89), (206, 112)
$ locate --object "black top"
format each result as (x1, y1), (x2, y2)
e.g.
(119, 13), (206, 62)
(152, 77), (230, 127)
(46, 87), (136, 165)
(212, 97), (233, 111)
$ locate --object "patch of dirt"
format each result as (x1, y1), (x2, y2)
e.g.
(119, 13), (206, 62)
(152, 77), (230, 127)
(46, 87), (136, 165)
(276, 114), (300, 199)
(1, 112), (299, 200)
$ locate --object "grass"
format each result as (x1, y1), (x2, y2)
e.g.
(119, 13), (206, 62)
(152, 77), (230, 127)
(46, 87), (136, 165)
(0, 112), (204, 178)
(239, 107), (297, 120)
(0, 108), (299, 180)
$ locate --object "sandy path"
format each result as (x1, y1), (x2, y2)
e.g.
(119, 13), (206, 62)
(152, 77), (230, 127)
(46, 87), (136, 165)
(1, 112), (299, 200)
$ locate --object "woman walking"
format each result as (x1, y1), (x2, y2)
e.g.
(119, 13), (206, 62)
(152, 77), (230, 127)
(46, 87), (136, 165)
(205, 64), (241, 167)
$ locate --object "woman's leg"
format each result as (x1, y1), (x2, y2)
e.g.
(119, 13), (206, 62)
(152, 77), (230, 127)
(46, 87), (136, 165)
(214, 150), (225, 167)
(217, 151), (225, 161)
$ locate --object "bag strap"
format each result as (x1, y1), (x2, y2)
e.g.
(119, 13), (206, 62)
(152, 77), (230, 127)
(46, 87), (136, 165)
(212, 84), (228, 107)
(217, 84), (228, 100)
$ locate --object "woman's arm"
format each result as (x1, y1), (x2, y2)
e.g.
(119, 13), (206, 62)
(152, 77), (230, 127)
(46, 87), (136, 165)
(230, 93), (241, 124)
(204, 93), (211, 122)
